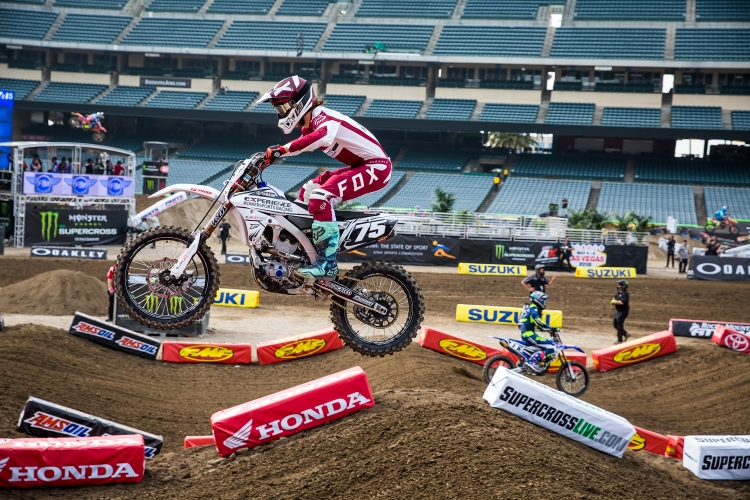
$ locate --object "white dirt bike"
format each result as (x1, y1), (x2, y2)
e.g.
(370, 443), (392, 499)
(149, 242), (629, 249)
(114, 152), (425, 356)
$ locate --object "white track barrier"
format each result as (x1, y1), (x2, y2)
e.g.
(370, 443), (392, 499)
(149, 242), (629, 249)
(483, 367), (635, 458)
(683, 436), (750, 480)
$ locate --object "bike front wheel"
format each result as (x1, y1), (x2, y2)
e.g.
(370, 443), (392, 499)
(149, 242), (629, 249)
(556, 361), (589, 397)
(68, 117), (82, 129)
(728, 223), (740, 235)
(92, 131), (106, 143)
(483, 354), (516, 384)
(114, 226), (219, 329)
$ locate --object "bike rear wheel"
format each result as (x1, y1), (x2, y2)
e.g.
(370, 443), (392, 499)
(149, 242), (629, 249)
(114, 226), (219, 329)
(729, 223), (740, 235)
(330, 261), (424, 357)
(92, 131), (105, 143)
(483, 355), (516, 384)
(556, 361), (589, 397)
(704, 223), (715, 234)
(68, 117), (82, 129)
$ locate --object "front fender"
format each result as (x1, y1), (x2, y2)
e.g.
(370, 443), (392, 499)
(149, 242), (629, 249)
(149, 183), (224, 202)
(561, 345), (586, 354)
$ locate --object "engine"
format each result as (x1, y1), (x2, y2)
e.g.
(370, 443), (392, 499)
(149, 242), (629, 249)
(252, 228), (307, 294)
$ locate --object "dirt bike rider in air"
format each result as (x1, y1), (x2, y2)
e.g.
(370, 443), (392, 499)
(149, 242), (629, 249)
(519, 291), (557, 371)
(257, 76), (392, 279)
(84, 111), (104, 129)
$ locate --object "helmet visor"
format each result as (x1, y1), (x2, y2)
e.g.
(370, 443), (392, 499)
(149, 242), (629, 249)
(274, 101), (296, 119)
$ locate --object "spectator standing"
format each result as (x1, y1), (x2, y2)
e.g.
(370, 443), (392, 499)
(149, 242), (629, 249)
(611, 279), (631, 344)
(678, 239), (689, 274)
(522, 264), (555, 293)
(493, 175), (500, 191)
(106, 264), (116, 322)
(29, 155), (42, 171)
(94, 158), (105, 175)
(113, 160), (125, 176)
(705, 236), (722, 256)
(58, 157), (69, 173)
(49, 156), (58, 172)
(559, 237), (573, 272)
(84, 159), (94, 174)
(105, 159), (114, 175)
(561, 197), (568, 217)
(666, 235), (676, 268)
(218, 219), (231, 255)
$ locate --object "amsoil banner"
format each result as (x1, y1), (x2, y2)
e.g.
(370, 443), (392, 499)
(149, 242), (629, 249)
(17, 397), (163, 458)
(25, 208), (128, 246)
(68, 312), (160, 360)
(688, 256), (750, 282)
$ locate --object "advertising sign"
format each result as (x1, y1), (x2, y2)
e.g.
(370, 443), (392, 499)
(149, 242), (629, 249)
(30, 247), (107, 259)
(23, 173), (134, 197)
(574, 267), (636, 279)
(0, 198), (12, 236)
(484, 367), (635, 458)
(225, 254), (250, 264)
(457, 263), (526, 276)
(161, 342), (252, 364)
(591, 330), (677, 372)
(256, 328), (345, 365)
(669, 318), (750, 339)
(68, 312), (161, 361)
(418, 326), (510, 365)
(628, 426), (669, 456)
(456, 304), (563, 328)
(683, 436), (750, 480)
(17, 397), (163, 459)
(140, 77), (191, 88)
(688, 256), (750, 282)
(213, 289), (259, 308)
(569, 243), (607, 268)
(711, 325), (750, 354)
(25, 208), (127, 246)
(0, 89), (14, 163)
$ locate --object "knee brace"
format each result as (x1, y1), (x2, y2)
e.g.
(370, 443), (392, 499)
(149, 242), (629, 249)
(307, 188), (341, 222)
(298, 180), (320, 204)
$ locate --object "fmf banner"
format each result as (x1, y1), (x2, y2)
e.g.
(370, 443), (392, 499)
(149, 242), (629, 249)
(628, 426), (669, 455)
(456, 304), (563, 328)
(256, 328), (345, 365)
(669, 318), (750, 339)
(688, 256), (750, 282)
(25, 208), (128, 246)
(68, 312), (160, 360)
(682, 436), (750, 480)
(483, 367), (635, 458)
(17, 397), (163, 459)
(161, 342), (252, 364)
(458, 263), (526, 276)
(23, 172), (134, 197)
(591, 330), (677, 372)
(418, 326), (510, 365)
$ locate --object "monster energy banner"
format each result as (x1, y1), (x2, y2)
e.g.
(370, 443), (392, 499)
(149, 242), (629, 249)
(25, 207), (128, 246)
(114, 299), (208, 337)
(0, 198), (12, 236)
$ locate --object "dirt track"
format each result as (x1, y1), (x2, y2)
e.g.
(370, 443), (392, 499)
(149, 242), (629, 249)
(0, 324), (749, 499)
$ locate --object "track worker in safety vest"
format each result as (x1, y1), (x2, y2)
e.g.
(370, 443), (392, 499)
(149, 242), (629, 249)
(519, 291), (557, 372)
(106, 264), (115, 322)
(257, 76), (392, 279)
(611, 280), (631, 344)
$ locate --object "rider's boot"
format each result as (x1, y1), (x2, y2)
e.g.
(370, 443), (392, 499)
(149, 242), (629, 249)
(527, 351), (546, 372)
(295, 221), (339, 280)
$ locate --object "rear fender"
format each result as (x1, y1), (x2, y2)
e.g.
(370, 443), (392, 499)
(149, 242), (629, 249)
(338, 216), (398, 251)
(150, 184), (224, 203)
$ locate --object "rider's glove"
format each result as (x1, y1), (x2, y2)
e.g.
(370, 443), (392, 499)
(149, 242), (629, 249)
(265, 145), (287, 165)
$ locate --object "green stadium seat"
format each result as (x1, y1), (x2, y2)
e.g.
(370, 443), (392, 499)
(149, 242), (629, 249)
(0, 78), (40, 100)
(545, 103), (595, 125)
(95, 86), (154, 106)
(635, 159), (750, 186)
(144, 91), (207, 109)
(597, 182), (696, 224)
(321, 95), (366, 115)
(675, 29), (750, 61)
(575, 0), (685, 20)
(463, 0), (544, 19)
(356, 0), (457, 19)
(364, 100), (423, 119)
(487, 177), (590, 216)
(53, 14), (130, 44)
(395, 150), (471, 172)
(384, 172), (493, 212)
(202, 91), (259, 112)
(551, 28), (666, 59)
(146, 0), (205, 12)
(434, 26), (545, 57)
(671, 106), (723, 129)
(704, 186), (750, 219)
(208, 0), (275, 14)
(122, 18), (223, 47)
(731, 111), (750, 130)
(277, 0), (329, 16)
(696, 0), (750, 21)
(323, 24), (433, 53)
(601, 108), (661, 128)
(479, 104), (539, 123)
(0, 8), (57, 40)
(512, 155), (625, 181)
(216, 21), (326, 51)
(424, 99), (476, 121)
(34, 82), (108, 104)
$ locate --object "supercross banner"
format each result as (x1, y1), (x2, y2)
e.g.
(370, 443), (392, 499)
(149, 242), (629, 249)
(25, 208), (128, 246)
(683, 436), (750, 480)
(17, 397), (163, 459)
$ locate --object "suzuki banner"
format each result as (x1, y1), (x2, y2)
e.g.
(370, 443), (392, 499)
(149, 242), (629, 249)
(456, 304), (563, 328)
(26, 208), (128, 246)
(0, 435), (144, 489)
(591, 331), (677, 372)
(211, 366), (374, 456)
(670, 318), (750, 339)
(23, 172), (134, 197)
(419, 326), (511, 365)
(457, 263), (526, 276)
(484, 367), (635, 458)
(683, 436), (750, 480)
(161, 342), (252, 364)
(574, 267), (636, 279)
(68, 312), (161, 361)
(17, 397), (163, 459)
(688, 256), (750, 282)
(213, 289), (259, 308)
(711, 325), (750, 354)
(256, 328), (345, 365)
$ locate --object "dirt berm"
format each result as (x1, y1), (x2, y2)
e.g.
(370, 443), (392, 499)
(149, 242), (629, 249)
(0, 270), (107, 316)
(0, 325), (748, 499)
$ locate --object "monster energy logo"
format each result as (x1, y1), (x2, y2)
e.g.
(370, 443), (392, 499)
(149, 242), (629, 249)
(495, 244), (505, 259)
(1, 203), (7, 216)
(144, 294), (184, 314)
(40, 211), (59, 242)
(146, 179), (155, 191)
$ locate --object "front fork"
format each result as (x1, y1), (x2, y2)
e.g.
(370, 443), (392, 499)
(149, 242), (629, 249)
(170, 201), (232, 278)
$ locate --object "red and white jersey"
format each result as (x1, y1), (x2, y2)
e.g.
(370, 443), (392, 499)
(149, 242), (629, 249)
(282, 106), (388, 166)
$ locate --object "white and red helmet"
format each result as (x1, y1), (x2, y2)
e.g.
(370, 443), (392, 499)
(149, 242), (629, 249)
(257, 75), (315, 134)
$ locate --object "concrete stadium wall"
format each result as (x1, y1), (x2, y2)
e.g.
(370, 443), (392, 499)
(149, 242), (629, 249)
(672, 94), (750, 111)
(434, 88), (541, 104)
(551, 91), (662, 108)
(326, 83), (426, 100)
(50, 71), (109, 84)
(0, 64), (40, 81)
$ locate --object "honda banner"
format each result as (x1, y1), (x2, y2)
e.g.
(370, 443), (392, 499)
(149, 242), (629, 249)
(25, 208), (128, 246)
(211, 366), (374, 456)
(419, 326), (511, 365)
(0, 435), (145, 488)
(23, 172), (134, 197)
(669, 318), (750, 339)
(17, 397), (163, 459)
(68, 312), (161, 361)
(711, 325), (750, 354)
(256, 328), (345, 365)
(484, 366), (635, 458)
(688, 256), (750, 282)
(683, 436), (750, 480)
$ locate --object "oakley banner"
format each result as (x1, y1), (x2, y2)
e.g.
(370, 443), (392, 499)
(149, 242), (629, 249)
(25, 208), (128, 246)
(688, 256), (750, 282)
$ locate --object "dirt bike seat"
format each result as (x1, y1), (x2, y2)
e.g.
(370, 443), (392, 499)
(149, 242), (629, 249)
(292, 201), (378, 221)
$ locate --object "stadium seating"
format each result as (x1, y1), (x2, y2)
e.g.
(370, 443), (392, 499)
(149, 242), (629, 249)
(356, 0), (457, 18)
(597, 182), (697, 224)
(550, 28), (666, 59)
(144, 91), (207, 109)
(544, 103), (595, 125)
(321, 95), (366, 116)
(122, 18), (223, 47)
(323, 24), (434, 53)
(671, 106), (723, 129)
(512, 155), (625, 181)
(0, 78), (40, 100)
(0, 8), (57, 40)
(574, 0), (685, 20)
(146, 0), (205, 12)
(250, 101), (275, 113)
(394, 150), (471, 172)
(487, 177), (591, 216)
(383, 172), (493, 212)
(282, 150), (342, 167)
(635, 159), (750, 186)
(208, 0), (275, 14)
(7, 0), (44, 4)
(95, 86), (154, 106)
(55, 0), (126, 7)
(364, 100), (423, 119)
(732, 111), (750, 130)
(34, 82), (107, 104)
(134, 168), (143, 194)
(178, 139), (267, 160)
(601, 107), (662, 128)
(202, 91), (259, 112)
(103, 136), (146, 153)
(433, 26), (546, 57)
(207, 164), (318, 192)
(696, 0), (750, 21)
(424, 99), (476, 121)
(349, 170), (406, 208)
(675, 29), (750, 61)
(704, 186), (750, 220)
(166, 159), (233, 187)
(277, 0), (329, 16)
(479, 104), (539, 123)
(216, 21), (326, 51)
(53, 15), (130, 44)
(462, 0), (544, 19)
